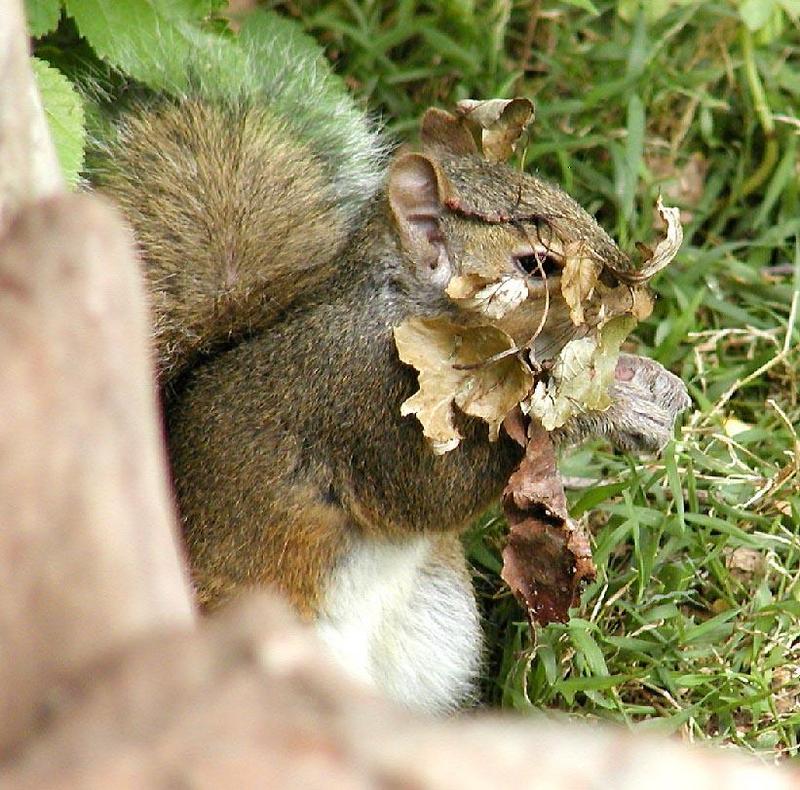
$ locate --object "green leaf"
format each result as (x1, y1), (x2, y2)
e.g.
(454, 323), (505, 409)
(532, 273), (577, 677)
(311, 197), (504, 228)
(63, 0), (238, 93)
(570, 481), (630, 518)
(681, 609), (738, 645)
(561, 0), (600, 14)
(442, 0), (475, 22)
(663, 441), (685, 530)
(739, 0), (777, 31)
(30, 57), (86, 188)
(25, 0), (62, 37)
(778, 0), (800, 16)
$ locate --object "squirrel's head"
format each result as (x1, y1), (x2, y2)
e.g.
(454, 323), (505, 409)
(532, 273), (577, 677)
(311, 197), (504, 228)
(387, 102), (642, 362)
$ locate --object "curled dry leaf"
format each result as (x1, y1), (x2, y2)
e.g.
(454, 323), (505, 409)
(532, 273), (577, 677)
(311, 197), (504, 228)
(626, 196), (683, 283)
(456, 98), (534, 163)
(393, 318), (533, 454)
(597, 281), (654, 322)
(446, 274), (529, 319)
(560, 241), (602, 326)
(501, 421), (596, 625)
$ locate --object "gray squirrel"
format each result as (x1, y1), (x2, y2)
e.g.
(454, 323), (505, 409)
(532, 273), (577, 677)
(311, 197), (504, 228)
(88, 13), (689, 714)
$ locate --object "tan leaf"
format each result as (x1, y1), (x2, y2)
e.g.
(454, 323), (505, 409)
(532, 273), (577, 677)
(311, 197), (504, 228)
(501, 423), (596, 625)
(526, 315), (636, 430)
(724, 546), (765, 579)
(596, 282), (654, 322)
(560, 242), (602, 326)
(444, 274), (484, 300)
(446, 274), (529, 319)
(456, 98), (534, 163)
(455, 354), (533, 442)
(772, 666), (800, 715)
(394, 318), (533, 453)
(629, 285), (654, 320)
(646, 151), (707, 223)
(629, 196), (683, 282)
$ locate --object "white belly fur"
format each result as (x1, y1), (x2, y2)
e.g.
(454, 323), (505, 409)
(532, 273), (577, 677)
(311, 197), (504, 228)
(315, 534), (482, 714)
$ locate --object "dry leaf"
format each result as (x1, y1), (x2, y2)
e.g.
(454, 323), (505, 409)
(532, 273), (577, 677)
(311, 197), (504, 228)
(724, 416), (752, 437)
(446, 274), (529, 319)
(628, 197), (683, 282)
(456, 98), (534, 163)
(646, 152), (707, 223)
(526, 316), (636, 430)
(724, 546), (765, 580)
(595, 282), (654, 322)
(394, 318), (533, 453)
(560, 242), (602, 326)
(501, 422), (595, 625)
(772, 666), (800, 715)
(444, 274), (484, 300)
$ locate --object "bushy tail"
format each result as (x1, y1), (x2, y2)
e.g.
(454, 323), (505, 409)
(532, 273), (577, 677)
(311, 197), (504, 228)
(87, 11), (386, 385)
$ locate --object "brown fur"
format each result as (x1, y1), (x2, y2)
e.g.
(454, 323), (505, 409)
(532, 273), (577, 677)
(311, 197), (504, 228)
(93, 99), (354, 383)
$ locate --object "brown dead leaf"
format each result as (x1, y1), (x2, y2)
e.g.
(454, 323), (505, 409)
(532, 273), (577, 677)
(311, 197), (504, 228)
(647, 152), (707, 223)
(501, 422), (596, 625)
(456, 98), (534, 163)
(772, 666), (800, 715)
(394, 318), (533, 453)
(561, 242), (602, 326)
(724, 546), (765, 581)
(596, 281), (654, 322)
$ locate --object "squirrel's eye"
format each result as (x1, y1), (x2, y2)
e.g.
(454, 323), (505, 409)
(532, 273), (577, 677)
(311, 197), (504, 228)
(514, 252), (560, 279)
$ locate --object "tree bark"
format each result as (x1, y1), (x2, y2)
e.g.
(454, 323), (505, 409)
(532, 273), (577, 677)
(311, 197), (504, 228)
(0, 0), (62, 226)
(1, 595), (797, 789)
(0, 195), (195, 755)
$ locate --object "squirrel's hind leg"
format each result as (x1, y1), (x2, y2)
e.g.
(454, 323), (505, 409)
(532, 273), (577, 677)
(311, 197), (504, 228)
(315, 533), (482, 714)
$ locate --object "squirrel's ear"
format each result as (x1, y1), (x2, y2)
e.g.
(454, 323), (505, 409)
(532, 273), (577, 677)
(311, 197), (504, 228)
(388, 152), (453, 285)
(420, 108), (478, 157)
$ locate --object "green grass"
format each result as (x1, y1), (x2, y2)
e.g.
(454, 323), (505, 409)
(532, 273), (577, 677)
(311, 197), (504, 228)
(277, 0), (800, 757)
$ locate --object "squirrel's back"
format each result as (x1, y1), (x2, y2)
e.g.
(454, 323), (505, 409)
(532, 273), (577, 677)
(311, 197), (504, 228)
(88, 13), (386, 383)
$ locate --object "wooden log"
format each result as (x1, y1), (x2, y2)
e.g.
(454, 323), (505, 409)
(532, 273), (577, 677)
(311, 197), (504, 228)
(2, 594), (797, 789)
(0, 0), (63, 226)
(0, 195), (194, 754)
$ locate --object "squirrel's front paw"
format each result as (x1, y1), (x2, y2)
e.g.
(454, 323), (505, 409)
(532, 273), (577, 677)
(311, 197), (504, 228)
(553, 353), (691, 453)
